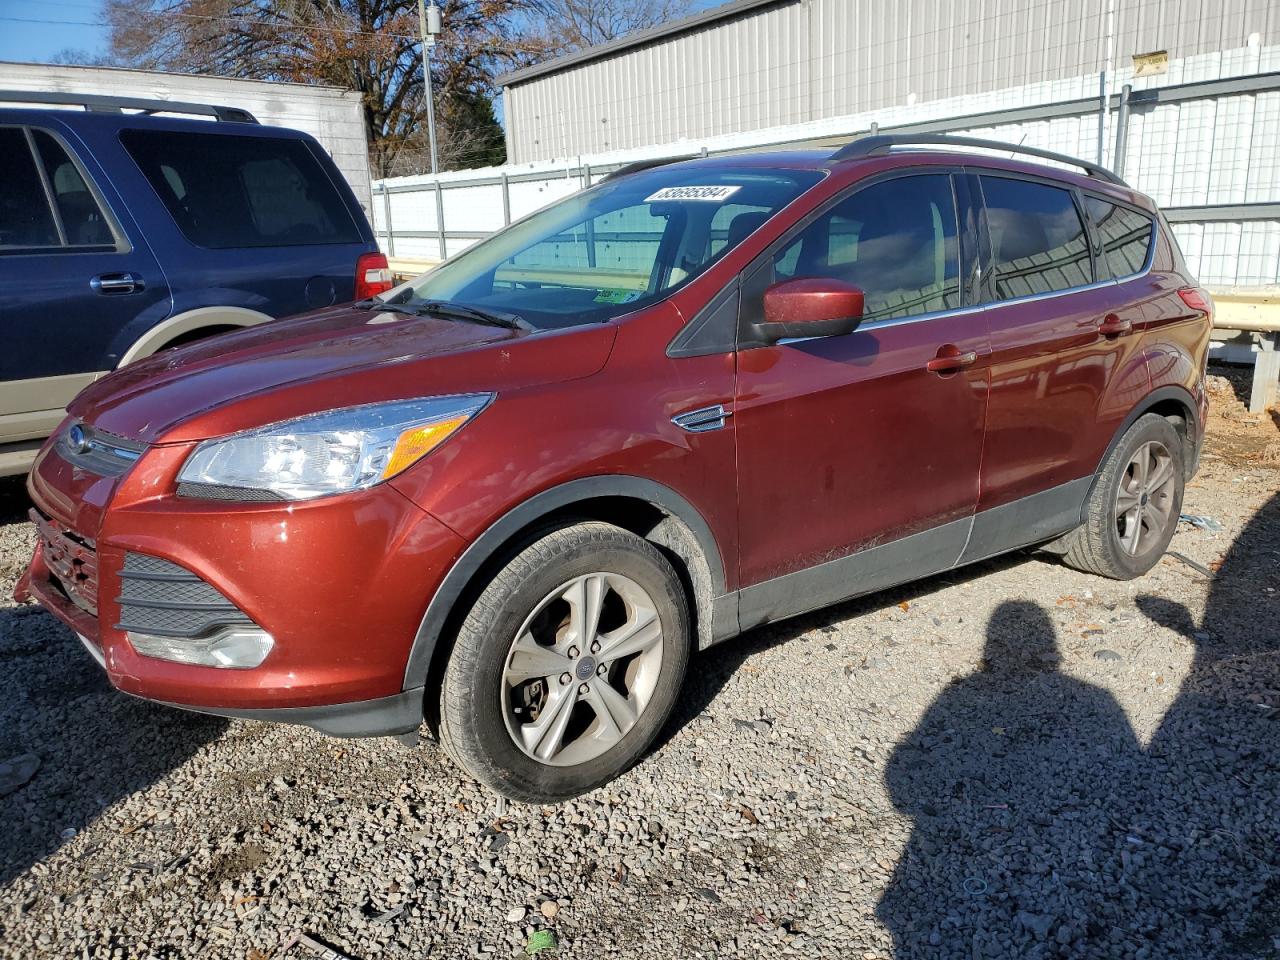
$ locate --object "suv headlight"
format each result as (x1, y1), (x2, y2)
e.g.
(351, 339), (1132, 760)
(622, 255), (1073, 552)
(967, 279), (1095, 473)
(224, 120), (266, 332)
(177, 394), (491, 501)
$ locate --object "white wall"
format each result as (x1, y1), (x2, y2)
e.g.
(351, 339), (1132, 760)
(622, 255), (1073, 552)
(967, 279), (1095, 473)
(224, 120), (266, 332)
(502, 0), (1279, 163)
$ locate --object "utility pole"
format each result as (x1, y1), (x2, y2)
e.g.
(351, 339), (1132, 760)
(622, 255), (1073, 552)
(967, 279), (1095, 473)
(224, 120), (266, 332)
(418, 0), (442, 174)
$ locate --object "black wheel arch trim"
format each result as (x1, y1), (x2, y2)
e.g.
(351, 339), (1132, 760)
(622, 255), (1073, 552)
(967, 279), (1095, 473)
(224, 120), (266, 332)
(401, 475), (729, 692)
(1091, 384), (1200, 501)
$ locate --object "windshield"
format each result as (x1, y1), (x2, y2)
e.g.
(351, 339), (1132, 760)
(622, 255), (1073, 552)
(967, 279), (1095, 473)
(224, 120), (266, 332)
(395, 164), (824, 329)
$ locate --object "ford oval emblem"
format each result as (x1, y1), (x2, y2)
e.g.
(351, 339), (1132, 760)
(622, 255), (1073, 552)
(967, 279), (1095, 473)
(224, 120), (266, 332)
(67, 424), (91, 455)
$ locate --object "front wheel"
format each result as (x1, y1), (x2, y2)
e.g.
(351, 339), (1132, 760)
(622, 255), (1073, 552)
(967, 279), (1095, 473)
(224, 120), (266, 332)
(439, 522), (690, 802)
(1060, 413), (1185, 579)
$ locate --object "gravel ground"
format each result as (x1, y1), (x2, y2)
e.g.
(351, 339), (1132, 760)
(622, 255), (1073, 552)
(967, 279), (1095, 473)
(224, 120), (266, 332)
(1, 370), (1278, 960)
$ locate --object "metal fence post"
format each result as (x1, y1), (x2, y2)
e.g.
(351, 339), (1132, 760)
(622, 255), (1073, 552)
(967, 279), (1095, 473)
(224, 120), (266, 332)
(583, 162), (592, 189)
(500, 172), (511, 226)
(1113, 83), (1132, 179)
(380, 184), (396, 257)
(434, 180), (447, 261)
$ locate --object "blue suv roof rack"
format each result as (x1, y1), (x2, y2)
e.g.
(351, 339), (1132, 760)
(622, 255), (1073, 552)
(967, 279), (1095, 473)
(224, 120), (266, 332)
(830, 134), (1127, 187)
(0, 90), (258, 124)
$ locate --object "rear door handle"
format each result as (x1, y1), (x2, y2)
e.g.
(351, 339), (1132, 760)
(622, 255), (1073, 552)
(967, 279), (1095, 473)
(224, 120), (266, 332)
(1097, 313), (1133, 337)
(90, 272), (143, 295)
(926, 346), (979, 374)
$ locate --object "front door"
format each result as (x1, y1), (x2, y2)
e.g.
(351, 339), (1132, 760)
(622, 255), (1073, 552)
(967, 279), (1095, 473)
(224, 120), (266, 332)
(0, 124), (169, 446)
(733, 172), (990, 628)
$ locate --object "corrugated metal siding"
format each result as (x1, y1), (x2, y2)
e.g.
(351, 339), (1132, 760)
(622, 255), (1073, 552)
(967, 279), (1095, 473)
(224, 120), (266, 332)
(505, 0), (1278, 163)
(0, 61), (373, 216)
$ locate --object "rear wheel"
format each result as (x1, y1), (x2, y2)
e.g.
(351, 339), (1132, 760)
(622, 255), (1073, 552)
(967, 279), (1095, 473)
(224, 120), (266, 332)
(439, 522), (690, 802)
(1060, 413), (1184, 579)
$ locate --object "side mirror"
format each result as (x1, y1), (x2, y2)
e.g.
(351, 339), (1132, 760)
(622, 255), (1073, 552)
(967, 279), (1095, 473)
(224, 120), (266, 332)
(758, 277), (864, 343)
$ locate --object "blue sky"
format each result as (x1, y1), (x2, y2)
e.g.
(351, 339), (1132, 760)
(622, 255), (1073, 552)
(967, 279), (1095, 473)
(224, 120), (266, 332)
(0, 0), (109, 63)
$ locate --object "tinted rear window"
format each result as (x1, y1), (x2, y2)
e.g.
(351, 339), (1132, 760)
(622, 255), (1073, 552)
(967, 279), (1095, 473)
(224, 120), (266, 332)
(980, 176), (1093, 300)
(121, 129), (361, 249)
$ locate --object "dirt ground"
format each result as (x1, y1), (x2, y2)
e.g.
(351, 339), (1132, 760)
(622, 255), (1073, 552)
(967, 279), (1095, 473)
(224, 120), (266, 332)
(0, 363), (1277, 960)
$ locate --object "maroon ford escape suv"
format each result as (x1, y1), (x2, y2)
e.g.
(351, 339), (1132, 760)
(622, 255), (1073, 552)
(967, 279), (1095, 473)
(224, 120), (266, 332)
(18, 135), (1211, 801)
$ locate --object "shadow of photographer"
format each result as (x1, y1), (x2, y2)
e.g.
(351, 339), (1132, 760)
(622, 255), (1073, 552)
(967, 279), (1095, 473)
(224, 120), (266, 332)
(877, 492), (1280, 957)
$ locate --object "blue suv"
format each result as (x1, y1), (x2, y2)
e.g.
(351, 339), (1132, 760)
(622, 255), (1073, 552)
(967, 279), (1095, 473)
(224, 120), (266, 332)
(0, 93), (389, 476)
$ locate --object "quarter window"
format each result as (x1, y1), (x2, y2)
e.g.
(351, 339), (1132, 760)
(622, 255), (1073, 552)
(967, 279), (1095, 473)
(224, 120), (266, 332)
(1084, 196), (1155, 278)
(0, 128), (60, 250)
(980, 176), (1092, 300)
(772, 174), (960, 322)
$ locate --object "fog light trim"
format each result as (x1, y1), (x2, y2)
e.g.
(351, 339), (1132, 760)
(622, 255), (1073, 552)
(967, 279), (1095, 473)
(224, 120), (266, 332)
(127, 626), (274, 669)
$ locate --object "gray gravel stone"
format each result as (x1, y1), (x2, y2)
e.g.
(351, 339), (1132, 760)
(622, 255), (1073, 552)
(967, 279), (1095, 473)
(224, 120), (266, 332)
(0, 451), (1277, 959)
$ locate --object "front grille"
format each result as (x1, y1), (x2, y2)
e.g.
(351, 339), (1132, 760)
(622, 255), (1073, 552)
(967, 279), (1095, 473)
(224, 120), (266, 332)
(115, 552), (256, 639)
(31, 509), (98, 615)
(60, 421), (146, 477)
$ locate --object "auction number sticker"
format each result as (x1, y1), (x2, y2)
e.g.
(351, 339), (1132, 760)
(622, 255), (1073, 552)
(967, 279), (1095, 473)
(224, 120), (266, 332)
(645, 185), (742, 202)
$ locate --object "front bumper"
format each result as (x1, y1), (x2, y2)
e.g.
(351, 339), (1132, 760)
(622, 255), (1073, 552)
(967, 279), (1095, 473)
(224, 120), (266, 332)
(18, 439), (465, 735)
(155, 687), (426, 739)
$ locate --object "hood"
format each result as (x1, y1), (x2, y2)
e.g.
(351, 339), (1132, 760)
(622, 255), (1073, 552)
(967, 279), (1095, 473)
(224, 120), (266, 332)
(72, 304), (618, 443)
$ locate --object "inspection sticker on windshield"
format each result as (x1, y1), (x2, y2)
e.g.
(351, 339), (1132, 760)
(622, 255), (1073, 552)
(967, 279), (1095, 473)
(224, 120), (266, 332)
(645, 185), (742, 202)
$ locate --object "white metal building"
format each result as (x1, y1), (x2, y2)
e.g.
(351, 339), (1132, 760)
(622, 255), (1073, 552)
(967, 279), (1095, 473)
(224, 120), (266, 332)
(0, 61), (373, 214)
(499, 0), (1277, 164)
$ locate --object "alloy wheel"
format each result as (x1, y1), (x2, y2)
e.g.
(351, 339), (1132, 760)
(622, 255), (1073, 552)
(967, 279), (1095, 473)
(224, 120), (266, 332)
(501, 572), (665, 767)
(1114, 440), (1177, 556)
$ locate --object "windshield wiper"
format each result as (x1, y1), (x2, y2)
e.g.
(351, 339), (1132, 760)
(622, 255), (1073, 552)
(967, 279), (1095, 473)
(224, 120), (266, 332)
(352, 297), (532, 331)
(416, 300), (532, 331)
(352, 297), (417, 314)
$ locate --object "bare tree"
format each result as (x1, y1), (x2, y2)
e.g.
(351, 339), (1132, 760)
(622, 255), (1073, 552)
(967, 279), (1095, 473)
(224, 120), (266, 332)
(101, 0), (549, 173)
(533, 0), (694, 53)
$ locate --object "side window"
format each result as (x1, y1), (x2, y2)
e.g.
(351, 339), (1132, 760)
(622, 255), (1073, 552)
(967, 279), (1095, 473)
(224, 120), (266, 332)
(1084, 196), (1155, 278)
(980, 176), (1092, 300)
(0, 128), (60, 251)
(120, 129), (362, 249)
(772, 174), (960, 322)
(31, 130), (114, 248)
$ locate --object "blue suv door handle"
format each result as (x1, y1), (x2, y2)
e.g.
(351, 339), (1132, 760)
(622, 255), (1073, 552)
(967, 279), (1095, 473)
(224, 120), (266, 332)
(90, 272), (144, 295)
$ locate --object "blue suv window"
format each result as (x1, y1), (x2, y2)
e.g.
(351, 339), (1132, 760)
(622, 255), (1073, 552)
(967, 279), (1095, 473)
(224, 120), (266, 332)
(0, 127), (116, 253)
(0, 127), (62, 250)
(32, 130), (115, 248)
(121, 129), (361, 249)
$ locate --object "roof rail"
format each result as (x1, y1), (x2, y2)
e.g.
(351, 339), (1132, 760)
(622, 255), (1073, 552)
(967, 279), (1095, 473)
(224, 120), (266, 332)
(602, 154), (698, 182)
(830, 134), (1127, 186)
(0, 90), (258, 124)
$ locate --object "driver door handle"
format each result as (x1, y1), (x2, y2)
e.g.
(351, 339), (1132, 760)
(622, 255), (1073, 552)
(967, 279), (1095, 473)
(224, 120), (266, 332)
(90, 272), (143, 295)
(926, 347), (978, 374)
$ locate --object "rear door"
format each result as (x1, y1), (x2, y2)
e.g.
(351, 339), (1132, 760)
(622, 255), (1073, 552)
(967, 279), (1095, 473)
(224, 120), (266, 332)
(0, 124), (169, 447)
(733, 171), (990, 626)
(970, 171), (1151, 522)
(117, 127), (374, 316)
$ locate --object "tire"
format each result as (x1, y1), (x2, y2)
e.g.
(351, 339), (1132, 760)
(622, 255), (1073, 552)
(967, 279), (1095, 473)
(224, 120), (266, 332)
(438, 521), (691, 802)
(1060, 413), (1185, 580)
